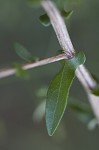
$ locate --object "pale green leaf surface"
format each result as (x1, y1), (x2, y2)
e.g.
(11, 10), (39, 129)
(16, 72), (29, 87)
(15, 43), (38, 62)
(46, 52), (85, 136)
(13, 63), (29, 79)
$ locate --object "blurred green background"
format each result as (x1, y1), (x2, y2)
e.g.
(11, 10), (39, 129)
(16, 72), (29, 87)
(0, 0), (99, 149)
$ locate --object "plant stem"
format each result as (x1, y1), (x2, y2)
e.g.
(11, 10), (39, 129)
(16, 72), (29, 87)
(0, 54), (67, 79)
(41, 0), (96, 90)
(42, 0), (75, 57)
(41, 0), (99, 120)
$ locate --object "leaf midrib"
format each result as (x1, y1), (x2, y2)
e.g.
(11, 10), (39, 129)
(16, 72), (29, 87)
(51, 64), (65, 130)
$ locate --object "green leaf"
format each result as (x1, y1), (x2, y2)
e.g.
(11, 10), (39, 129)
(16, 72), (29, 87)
(91, 73), (99, 84)
(68, 99), (91, 114)
(88, 118), (99, 130)
(15, 43), (38, 62)
(39, 14), (50, 27)
(36, 87), (47, 98)
(61, 10), (73, 20)
(68, 98), (94, 124)
(27, 0), (41, 6)
(90, 74), (99, 96)
(13, 63), (29, 79)
(91, 86), (99, 96)
(46, 52), (86, 136)
(33, 101), (46, 123)
(39, 10), (73, 27)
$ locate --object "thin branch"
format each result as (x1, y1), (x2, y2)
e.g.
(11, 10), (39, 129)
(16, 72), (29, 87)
(0, 53), (67, 79)
(41, 0), (99, 119)
(42, 0), (75, 57)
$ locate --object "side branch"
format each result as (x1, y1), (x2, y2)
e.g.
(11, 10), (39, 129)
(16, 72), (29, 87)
(0, 53), (67, 79)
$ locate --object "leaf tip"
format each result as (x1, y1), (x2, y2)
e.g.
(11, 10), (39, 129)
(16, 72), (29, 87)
(47, 126), (56, 136)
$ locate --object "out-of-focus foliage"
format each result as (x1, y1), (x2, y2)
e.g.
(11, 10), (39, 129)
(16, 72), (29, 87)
(54, 0), (81, 5)
(68, 98), (94, 124)
(91, 86), (99, 96)
(39, 14), (50, 27)
(15, 43), (39, 62)
(61, 10), (73, 20)
(28, 0), (41, 6)
(13, 63), (29, 79)
(39, 10), (73, 27)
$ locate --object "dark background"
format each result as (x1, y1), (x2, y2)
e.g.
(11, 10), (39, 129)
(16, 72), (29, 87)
(0, 0), (99, 149)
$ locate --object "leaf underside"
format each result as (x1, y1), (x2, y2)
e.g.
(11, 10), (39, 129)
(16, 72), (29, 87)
(46, 52), (86, 136)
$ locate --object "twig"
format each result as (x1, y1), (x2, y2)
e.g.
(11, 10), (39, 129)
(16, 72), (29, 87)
(42, 0), (75, 57)
(0, 54), (67, 79)
(41, 0), (99, 119)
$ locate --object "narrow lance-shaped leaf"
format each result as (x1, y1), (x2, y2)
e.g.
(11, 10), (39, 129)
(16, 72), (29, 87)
(15, 43), (38, 62)
(46, 52), (86, 136)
